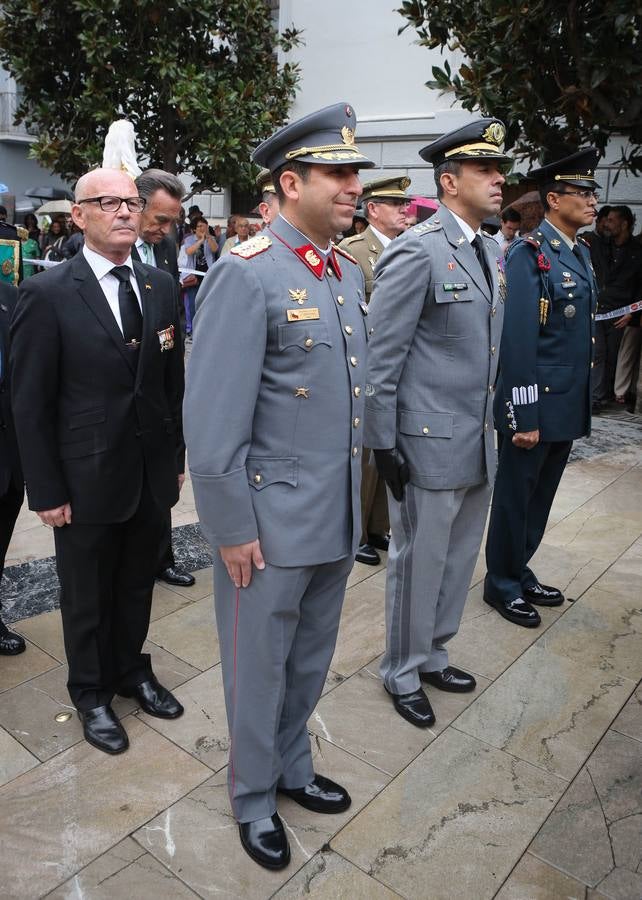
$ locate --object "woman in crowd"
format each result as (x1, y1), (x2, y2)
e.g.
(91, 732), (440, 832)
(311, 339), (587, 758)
(178, 216), (218, 337)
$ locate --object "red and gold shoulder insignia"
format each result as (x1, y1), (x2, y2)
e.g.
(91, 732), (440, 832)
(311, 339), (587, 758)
(522, 235), (541, 250)
(230, 234), (272, 259)
(333, 243), (358, 265)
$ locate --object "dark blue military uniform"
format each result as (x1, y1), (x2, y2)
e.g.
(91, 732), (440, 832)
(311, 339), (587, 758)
(485, 210), (597, 621)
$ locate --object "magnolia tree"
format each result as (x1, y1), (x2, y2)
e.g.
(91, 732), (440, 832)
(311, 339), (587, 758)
(0, 0), (301, 191)
(397, 0), (642, 174)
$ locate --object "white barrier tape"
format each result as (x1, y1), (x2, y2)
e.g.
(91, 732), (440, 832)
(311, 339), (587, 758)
(595, 301), (642, 321)
(23, 259), (206, 279)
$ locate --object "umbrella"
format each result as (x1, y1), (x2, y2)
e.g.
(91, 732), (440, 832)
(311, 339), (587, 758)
(26, 186), (73, 201)
(36, 199), (73, 215)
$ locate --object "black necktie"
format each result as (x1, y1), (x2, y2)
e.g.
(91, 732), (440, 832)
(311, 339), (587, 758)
(572, 244), (590, 276)
(111, 266), (142, 347)
(472, 235), (492, 291)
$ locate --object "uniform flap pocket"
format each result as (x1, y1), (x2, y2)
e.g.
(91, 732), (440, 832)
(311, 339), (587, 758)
(399, 410), (453, 438)
(277, 321), (332, 352)
(69, 408), (106, 429)
(537, 365), (574, 394)
(247, 456), (299, 490)
(434, 283), (471, 304)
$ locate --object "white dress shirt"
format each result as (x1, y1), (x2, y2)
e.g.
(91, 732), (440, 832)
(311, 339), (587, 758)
(369, 225), (393, 249)
(135, 237), (157, 267)
(82, 245), (143, 336)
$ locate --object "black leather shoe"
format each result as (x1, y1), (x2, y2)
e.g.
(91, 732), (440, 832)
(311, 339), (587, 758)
(279, 774), (351, 814)
(0, 620), (26, 655)
(78, 705), (129, 754)
(355, 543), (380, 566)
(156, 566), (196, 587)
(421, 666), (476, 692)
(484, 595), (541, 627)
(523, 582), (564, 606)
(239, 813), (290, 870)
(119, 674), (184, 718)
(385, 686), (435, 728)
(368, 532), (390, 552)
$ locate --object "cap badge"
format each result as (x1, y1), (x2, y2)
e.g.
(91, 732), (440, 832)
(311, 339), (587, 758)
(341, 126), (355, 146)
(482, 122), (506, 145)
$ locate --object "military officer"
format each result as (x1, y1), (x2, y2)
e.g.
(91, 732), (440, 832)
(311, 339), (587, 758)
(364, 119), (509, 728)
(256, 168), (280, 226)
(184, 102), (374, 870)
(340, 175), (411, 566)
(484, 149), (598, 626)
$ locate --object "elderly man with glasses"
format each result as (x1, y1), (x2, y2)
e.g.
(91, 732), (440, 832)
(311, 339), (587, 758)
(11, 168), (186, 753)
(484, 149), (599, 627)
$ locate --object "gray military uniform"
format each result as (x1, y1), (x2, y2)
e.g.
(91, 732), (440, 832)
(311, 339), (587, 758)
(184, 214), (367, 822)
(364, 205), (504, 692)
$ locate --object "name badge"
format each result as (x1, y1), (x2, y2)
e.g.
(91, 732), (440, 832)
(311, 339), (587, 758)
(562, 281), (577, 289)
(287, 307), (320, 321)
(442, 282), (468, 291)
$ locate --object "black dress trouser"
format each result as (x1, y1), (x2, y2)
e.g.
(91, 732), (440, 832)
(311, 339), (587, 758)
(54, 477), (164, 710)
(0, 480), (24, 611)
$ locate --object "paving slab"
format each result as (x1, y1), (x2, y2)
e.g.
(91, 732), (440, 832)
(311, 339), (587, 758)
(161, 565), (213, 601)
(330, 577), (387, 677)
(610, 684), (642, 742)
(147, 594), (219, 670)
(495, 852), (588, 900)
(0, 723), (38, 787)
(331, 728), (564, 900)
(310, 656), (490, 776)
(274, 849), (399, 898)
(135, 738), (389, 899)
(0, 640), (60, 693)
(0, 717), (210, 899)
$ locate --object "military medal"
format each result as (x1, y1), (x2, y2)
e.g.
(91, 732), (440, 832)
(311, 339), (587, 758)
(564, 304), (576, 318)
(157, 324), (175, 351)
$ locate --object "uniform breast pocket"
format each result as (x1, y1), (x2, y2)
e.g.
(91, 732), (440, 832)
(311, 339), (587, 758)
(432, 283), (473, 338)
(552, 282), (579, 329)
(277, 321), (332, 353)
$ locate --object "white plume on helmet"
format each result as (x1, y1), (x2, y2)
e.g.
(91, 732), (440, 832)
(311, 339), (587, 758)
(102, 120), (142, 178)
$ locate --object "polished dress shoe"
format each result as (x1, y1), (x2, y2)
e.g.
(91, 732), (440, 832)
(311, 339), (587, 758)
(0, 620), (26, 655)
(385, 686), (435, 728)
(421, 665), (476, 693)
(355, 543), (380, 566)
(279, 774), (351, 814)
(78, 705), (129, 754)
(368, 532), (390, 552)
(484, 595), (541, 628)
(119, 674), (184, 718)
(523, 582), (564, 606)
(239, 813), (290, 870)
(156, 566), (196, 587)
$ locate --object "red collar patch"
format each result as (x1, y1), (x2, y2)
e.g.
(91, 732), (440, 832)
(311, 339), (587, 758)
(294, 244), (325, 279)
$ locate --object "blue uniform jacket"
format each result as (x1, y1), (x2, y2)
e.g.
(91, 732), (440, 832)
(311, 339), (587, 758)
(494, 218), (597, 442)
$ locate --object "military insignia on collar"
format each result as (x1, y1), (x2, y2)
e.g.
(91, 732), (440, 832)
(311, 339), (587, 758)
(550, 239), (561, 248)
(448, 261), (455, 270)
(288, 288), (308, 305)
(563, 271), (571, 278)
(457, 236), (466, 244)
(157, 324), (175, 351)
(305, 248), (321, 267)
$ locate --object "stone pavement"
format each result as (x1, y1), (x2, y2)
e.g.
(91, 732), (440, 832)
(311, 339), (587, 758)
(1, 410), (641, 899)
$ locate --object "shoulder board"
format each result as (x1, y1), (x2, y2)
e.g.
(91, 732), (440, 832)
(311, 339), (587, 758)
(577, 236), (590, 247)
(333, 244), (358, 264)
(230, 234), (272, 259)
(339, 233), (360, 246)
(481, 229), (494, 238)
(413, 219), (442, 236)
(522, 235), (541, 250)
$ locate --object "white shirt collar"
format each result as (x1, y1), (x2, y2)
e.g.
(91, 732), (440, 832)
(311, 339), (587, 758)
(369, 225), (393, 248)
(448, 209), (481, 244)
(82, 244), (135, 280)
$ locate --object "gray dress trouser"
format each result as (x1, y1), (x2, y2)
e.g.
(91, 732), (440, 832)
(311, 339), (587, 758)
(380, 481), (491, 694)
(213, 554), (353, 823)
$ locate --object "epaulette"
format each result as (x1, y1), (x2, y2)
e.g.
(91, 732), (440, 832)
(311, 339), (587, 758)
(577, 235), (590, 247)
(481, 229), (494, 238)
(339, 233), (361, 246)
(333, 243), (358, 265)
(230, 234), (272, 259)
(522, 235), (541, 250)
(412, 219), (442, 236)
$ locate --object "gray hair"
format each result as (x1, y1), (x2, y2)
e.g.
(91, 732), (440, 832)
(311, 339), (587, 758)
(135, 168), (184, 201)
(433, 160), (462, 199)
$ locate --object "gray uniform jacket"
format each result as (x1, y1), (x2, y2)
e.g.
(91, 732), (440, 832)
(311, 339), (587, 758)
(184, 215), (368, 567)
(364, 206), (505, 490)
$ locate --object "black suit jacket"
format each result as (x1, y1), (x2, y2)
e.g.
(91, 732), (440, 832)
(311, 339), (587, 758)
(132, 236), (180, 284)
(10, 253), (185, 523)
(0, 282), (22, 495)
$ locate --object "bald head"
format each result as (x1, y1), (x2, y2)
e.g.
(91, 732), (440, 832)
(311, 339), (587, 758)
(74, 167), (137, 202)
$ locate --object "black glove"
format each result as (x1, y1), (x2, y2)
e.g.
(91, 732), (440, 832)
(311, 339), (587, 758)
(373, 448), (410, 502)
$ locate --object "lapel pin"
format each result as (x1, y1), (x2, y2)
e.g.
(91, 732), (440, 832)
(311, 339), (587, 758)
(145, 283), (152, 290)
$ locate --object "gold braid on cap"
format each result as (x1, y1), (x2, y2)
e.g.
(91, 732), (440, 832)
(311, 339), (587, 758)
(554, 173), (593, 180)
(445, 142), (505, 158)
(285, 143), (362, 160)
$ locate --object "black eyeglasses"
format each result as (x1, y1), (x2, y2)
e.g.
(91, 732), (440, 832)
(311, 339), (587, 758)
(78, 196), (146, 213)
(554, 189), (599, 201)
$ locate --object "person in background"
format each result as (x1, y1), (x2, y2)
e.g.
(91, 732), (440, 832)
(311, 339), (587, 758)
(41, 218), (68, 260)
(179, 217), (217, 335)
(492, 206), (521, 253)
(220, 217), (250, 255)
(23, 213), (41, 245)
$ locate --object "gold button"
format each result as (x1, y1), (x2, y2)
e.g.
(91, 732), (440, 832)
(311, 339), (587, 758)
(489, 384), (494, 393)
(491, 346), (496, 355)
(345, 326), (353, 335)
(484, 422), (489, 431)
(354, 386), (361, 397)
(327, 268), (334, 277)
(369, 327), (374, 335)
(591, 313), (595, 320)
(304, 338), (313, 348)
(350, 356), (358, 366)
(491, 307), (497, 316)
(337, 295), (344, 305)
(592, 337), (595, 344)
(422, 426), (430, 435)
(254, 474), (262, 484)
(353, 417), (360, 427)
(544, 386), (550, 393)
(568, 293), (573, 298)
(454, 293), (459, 299)
(352, 446), (359, 456)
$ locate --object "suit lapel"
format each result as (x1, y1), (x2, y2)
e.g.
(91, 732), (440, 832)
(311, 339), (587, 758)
(133, 260), (157, 387)
(440, 208), (491, 300)
(72, 254), (137, 374)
